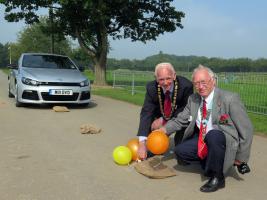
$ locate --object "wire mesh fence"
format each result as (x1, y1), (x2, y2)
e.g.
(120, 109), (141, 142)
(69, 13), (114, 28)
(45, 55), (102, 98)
(216, 72), (267, 115)
(111, 69), (155, 95)
(112, 70), (267, 116)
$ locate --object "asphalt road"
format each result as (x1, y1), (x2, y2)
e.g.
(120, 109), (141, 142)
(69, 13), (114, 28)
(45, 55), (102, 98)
(0, 71), (267, 200)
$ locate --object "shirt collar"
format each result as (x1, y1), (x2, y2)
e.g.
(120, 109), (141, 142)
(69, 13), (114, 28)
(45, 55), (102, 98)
(162, 82), (174, 94)
(202, 89), (214, 105)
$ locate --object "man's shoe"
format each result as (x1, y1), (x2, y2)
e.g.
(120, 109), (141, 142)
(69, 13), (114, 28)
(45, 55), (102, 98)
(200, 176), (225, 192)
(236, 163), (251, 174)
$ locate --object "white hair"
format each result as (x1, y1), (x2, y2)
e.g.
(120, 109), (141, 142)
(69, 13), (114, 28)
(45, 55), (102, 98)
(154, 62), (176, 77)
(192, 64), (216, 80)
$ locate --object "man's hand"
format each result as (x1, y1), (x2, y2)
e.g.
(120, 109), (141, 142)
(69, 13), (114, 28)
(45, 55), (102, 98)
(151, 118), (163, 130)
(159, 126), (167, 135)
(137, 141), (147, 160)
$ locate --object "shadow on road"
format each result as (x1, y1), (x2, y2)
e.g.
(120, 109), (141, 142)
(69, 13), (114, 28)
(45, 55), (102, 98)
(8, 101), (98, 110)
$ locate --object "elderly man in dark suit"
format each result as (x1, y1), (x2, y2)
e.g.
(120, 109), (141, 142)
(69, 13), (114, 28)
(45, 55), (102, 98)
(137, 62), (193, 160)
(160, 64), (253, 192)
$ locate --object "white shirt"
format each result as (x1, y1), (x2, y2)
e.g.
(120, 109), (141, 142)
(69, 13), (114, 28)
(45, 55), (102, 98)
(196, 89), (215, 133)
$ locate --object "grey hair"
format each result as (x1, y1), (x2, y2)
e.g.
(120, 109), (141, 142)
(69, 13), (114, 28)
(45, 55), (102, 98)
(154, 62), (176, 77)
(192, 64), (216, 80)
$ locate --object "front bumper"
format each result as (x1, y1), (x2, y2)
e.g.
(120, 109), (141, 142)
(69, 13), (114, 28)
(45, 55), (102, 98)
(17, 84), (91, 104)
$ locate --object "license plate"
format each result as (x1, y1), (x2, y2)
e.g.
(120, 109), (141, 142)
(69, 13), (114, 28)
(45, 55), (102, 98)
(49, 89), (73, 95)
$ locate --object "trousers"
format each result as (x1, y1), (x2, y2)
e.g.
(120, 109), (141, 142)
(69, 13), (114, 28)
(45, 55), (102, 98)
(174, 129), (226, 177)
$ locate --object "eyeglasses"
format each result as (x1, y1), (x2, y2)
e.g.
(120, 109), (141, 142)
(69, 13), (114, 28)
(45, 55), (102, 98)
(193, 78), (212, 87)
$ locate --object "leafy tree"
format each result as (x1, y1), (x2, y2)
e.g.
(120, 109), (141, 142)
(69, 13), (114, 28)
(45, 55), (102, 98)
(107, 54), (267, 73)
(70, 47), (94, 71)
(6, 17), (73, 63)
(1, 0), (185, 85)
(0, 43), (9, 67)
(254, 58), (267, 72)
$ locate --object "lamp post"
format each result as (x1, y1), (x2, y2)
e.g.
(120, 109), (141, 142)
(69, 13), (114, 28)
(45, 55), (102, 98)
(8, 45), (12, 64)
(49, 7), (55, 54)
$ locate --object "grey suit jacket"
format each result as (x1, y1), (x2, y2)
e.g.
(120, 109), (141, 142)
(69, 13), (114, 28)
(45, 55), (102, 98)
(165, 87), (253, 174)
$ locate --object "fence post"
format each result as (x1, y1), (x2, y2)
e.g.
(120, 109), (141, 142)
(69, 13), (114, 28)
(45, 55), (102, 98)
(113, 71), (115, 88)
(131, 72), (135, 95)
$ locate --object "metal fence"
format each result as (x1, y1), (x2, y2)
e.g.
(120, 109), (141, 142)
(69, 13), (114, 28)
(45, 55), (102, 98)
(112, 70), (267, 116)
(112, 69), (156, 95)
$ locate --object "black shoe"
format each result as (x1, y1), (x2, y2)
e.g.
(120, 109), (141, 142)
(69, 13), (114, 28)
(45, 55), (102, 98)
(236, 163), (251, 174)
(200, 176), (225, 192)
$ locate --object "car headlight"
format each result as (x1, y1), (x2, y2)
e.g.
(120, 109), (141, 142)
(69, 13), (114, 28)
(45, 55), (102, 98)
(21, 77), (40, 86)
(80, 79), (90, 87)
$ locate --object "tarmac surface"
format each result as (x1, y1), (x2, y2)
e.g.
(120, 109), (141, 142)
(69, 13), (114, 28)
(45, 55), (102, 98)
(0, 71), (267, 200)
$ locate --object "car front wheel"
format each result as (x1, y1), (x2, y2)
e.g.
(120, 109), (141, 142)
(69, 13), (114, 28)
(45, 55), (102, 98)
(15, 84), (23, 107)
(8, 84), (14, 98)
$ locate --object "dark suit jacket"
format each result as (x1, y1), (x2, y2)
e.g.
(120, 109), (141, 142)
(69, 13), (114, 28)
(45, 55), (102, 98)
(137, 75), (193, 137)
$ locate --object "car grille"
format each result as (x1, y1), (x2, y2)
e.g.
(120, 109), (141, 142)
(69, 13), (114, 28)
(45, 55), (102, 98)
(39, 82), (80, 86)
(41, 92), (79, 101)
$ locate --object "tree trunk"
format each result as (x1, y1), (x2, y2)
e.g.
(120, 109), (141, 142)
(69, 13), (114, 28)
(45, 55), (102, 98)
(93, 14), (108, 86)
(75, 0), (108, 86)
(76, 30), (108, 86)
(94, 58), (107, 86)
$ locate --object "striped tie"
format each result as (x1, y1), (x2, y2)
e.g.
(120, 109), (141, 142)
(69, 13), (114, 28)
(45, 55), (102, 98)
(197, 99), (208, 159)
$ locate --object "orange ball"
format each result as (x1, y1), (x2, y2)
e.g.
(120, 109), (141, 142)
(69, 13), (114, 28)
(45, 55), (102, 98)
(146, 130), (169, 155)
(127, 138), (139, 161)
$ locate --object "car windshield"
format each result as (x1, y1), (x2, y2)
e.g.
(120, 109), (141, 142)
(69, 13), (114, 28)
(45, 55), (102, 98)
(22, 55), (77, 69)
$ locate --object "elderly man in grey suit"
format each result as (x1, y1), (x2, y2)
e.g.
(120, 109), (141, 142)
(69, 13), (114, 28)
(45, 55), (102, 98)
(160, 65), (253, 192)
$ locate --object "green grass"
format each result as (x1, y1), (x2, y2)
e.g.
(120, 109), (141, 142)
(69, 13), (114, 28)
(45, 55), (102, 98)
(83, 70), (95, 81)
(219, 82), (267, 114)
(1, 68), (9, 74)
(247, 113), (267, 135)
(92, 87), (145, 105)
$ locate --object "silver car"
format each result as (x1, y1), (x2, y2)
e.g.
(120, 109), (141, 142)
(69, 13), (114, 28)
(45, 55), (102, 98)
(8, 53), (91, 107)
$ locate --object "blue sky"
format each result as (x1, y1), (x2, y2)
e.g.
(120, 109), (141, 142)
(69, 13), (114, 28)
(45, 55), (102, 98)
(1, 0), (267, 60)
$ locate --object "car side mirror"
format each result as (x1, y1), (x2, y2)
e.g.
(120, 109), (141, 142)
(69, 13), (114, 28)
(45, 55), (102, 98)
(7, 63), (18, 69)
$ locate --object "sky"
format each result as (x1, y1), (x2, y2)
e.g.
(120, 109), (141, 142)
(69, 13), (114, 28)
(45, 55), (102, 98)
(1, 0), (267, 60)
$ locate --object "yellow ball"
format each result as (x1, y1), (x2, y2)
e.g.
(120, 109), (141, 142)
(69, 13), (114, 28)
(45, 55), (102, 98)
(113, 146), (132, 165)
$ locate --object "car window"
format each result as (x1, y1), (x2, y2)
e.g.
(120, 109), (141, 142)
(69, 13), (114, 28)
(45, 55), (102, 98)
(22, 55), (77, 69)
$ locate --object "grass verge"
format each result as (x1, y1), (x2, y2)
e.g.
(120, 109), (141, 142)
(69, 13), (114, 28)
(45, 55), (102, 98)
(92, 86), (145, 106)
(92, 86), (267, 135)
